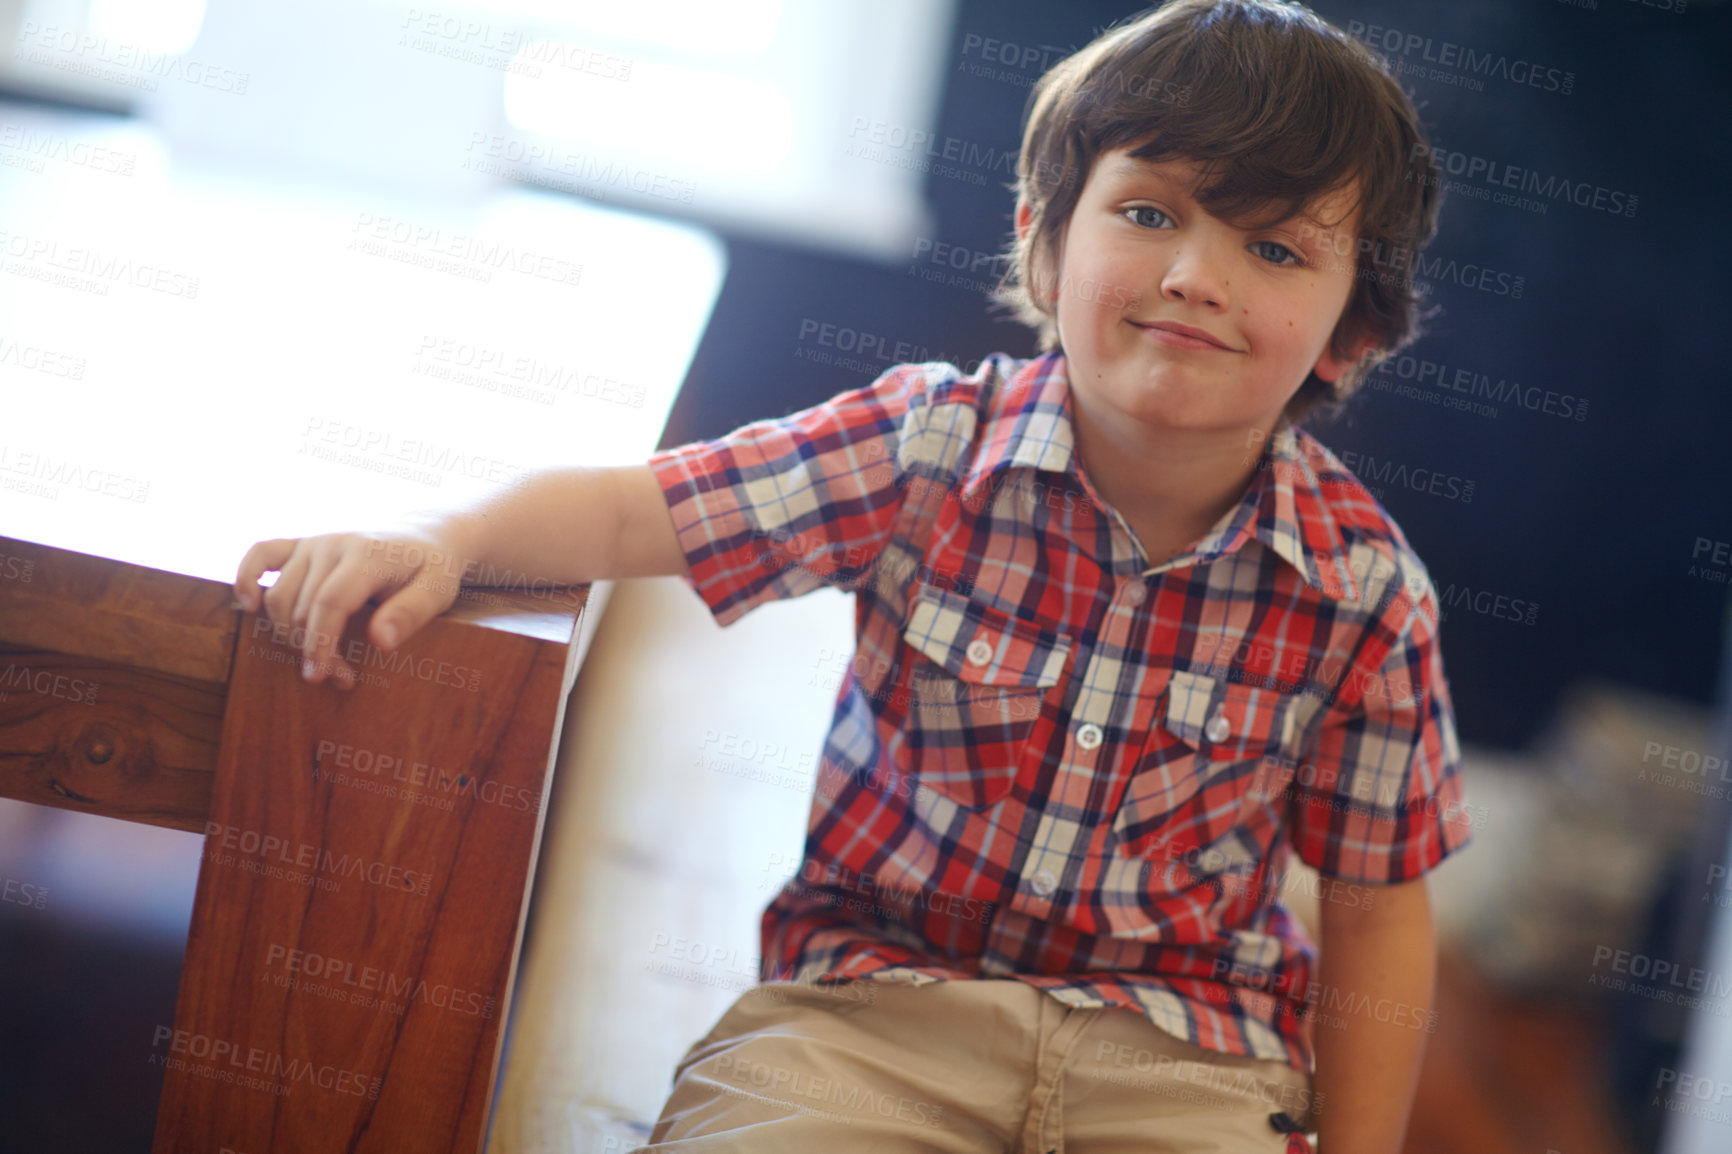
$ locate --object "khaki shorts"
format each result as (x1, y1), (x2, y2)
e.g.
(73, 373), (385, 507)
(642, 977), (1316, 1152)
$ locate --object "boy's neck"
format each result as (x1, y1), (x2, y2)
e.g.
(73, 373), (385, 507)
(1068, 391), (1267, 566)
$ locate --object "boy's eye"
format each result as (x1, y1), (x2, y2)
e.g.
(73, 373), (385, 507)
(1251, 240), (1304, 266)
(1124, 205), (1172, 229)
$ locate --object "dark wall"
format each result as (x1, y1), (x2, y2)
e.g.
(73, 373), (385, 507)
(659, 0), (1732, 751)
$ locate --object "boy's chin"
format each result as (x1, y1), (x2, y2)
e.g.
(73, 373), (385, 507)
(1121, 395), (1262, 437)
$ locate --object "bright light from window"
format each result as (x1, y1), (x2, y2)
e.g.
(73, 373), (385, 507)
(477, 0), (956, 259)
(480, 0), (781, 56)
(503, 50), (793, 177)
(88, 0), (207, 56)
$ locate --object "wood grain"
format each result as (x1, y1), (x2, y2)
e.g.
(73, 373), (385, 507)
(151, 600), (583, 1153)
(0, 646), (224, 831)
(0, 537), (238, 683)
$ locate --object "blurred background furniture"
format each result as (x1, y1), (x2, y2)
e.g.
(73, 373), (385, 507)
(0, 83), (722, 1150)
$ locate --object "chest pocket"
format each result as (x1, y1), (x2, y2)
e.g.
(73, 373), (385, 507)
(1112, 670), (1300, 873)
(896, 585), (1072, 810)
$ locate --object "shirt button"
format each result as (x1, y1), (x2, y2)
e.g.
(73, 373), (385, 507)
(965, 639), (993, 666)
(1076, 722), (1103, 750)
(1031, 869), (1057, 897)
(1125, 581), (1146, 606)
(1206, 710), (1231, 743)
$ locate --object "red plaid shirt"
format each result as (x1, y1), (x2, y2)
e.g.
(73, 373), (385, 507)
(647, 351), (1474, 1073)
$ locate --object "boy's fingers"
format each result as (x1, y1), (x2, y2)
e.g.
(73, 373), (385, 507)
(299, 555), (381, 687)
(234, 539), (298, 612)
(261, 550), (311, 628)
(370, 570), (459, 653)
(292, 547), (343, 628)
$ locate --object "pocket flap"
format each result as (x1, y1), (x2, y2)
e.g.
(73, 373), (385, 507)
(1156, 672), (1296, 758)
(903, 586), (1071, 688)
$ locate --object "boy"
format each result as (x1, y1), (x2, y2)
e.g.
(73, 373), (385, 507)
(236, 0), (1474, 1149)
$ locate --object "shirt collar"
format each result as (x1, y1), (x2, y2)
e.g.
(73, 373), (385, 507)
(957, 352), (1362, 603)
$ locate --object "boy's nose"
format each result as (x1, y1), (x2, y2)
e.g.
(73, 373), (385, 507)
(1158, 249), (1230, 309)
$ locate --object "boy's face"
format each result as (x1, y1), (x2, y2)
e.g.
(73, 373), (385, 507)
(1027, 149), (1370, 441)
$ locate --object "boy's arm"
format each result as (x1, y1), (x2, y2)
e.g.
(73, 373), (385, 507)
(1312, 874), (1437, 1154)
(445, 464), (688, 583)
(235, 463), (686, 687)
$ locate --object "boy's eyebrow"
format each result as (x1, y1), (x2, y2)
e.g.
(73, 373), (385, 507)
(1102, 153), (1188, 185)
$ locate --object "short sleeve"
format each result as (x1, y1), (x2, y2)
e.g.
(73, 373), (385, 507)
(646, 363), (932, 628)
(1283, 578), (1476, 883)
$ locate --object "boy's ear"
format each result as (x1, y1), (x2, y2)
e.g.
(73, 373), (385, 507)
(1313, 328), (1378, 383)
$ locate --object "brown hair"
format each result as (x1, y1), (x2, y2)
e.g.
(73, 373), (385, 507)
(993, 0), (1442, 428)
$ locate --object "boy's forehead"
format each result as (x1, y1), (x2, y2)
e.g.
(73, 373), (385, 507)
(1095, 150), (1360, 232)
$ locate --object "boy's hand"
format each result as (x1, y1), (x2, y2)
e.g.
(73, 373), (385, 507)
(234, 525), (466, 690)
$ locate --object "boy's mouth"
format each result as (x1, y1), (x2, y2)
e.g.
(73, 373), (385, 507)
(1128, 318), (1239, 352)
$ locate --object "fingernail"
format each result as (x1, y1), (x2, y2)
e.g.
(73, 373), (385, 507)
(377, 621), (398, 650)
(302, 659), (317, 680)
